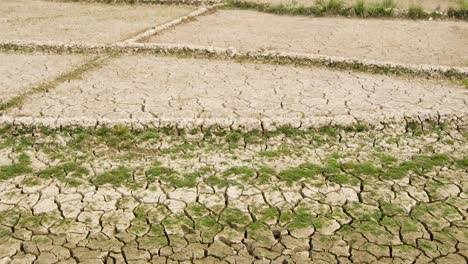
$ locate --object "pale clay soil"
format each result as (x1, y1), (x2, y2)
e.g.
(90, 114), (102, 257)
(244, 0), (462, 10)
(0, 53), (85, 104)
(148, 10), (468, 67)
(0, 0), (194, 44)
(1, 0), (468, 263)
(7, 55), (467, 121)
(0, 125), (467, 263)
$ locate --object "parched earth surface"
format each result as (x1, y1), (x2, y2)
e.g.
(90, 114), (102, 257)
(5, 55), (467, 122)
(148, 10), (468, 66)
(0, 124), (467, 263)
(1, 0), (468, 263)
(0, 53), (85, 104)
(0, 0), (194, 43)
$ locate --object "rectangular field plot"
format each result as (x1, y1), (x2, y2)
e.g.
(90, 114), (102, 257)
(148, 10), (468, 66)
(7, 55), (468, 121)
(0, 0), (194, 44)
(0, 52), (85, 105)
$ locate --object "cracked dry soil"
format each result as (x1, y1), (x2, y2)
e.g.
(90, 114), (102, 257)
(148, 10), (468, 67)
(0, 0), (467, 263)
(6, 55), (468, 121)
(0, 124), (467, 263)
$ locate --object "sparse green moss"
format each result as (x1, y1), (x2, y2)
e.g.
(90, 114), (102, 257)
(462, 78), (468, 88)
(0, 228), (11, 238)
(206, 175), (238, 188)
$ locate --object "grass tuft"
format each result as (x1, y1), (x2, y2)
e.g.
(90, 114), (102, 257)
(354, 0), (366, 16)
(367, 0), (396, 17)
(0, 153), (32, 180)
(448, 0), (468, 19)
(408, 5), (428, 19)
(93, 167), (132, 187)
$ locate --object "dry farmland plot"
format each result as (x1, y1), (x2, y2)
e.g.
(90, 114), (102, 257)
(0, 0), (194, 43)
(0, 53), (85, 105)
(6, 55), (468, 124)
(148, 10), (468, 66)
(0, 1), (468, 263)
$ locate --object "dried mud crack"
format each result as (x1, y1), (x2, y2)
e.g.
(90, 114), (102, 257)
(1, 0), (467, 263)
(0, 124), (467, 263)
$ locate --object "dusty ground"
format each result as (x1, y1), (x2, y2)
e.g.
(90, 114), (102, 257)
(0, 53), (85, 104)
(0, 1), (467, 264)
(0, 0), (194, 44)
(148, 10), (468, 66)
(241, 0), (462, 10)
(0, 124), (467, 263)
(6, 55), (467, 122)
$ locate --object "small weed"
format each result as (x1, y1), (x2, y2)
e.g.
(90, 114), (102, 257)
(354, 0), (366, 16)
(223, 166), (256, 181)
(257, 166), (276, 184)
(462, 78), (468, 88)
(328, 173), (360, 186)
(37, 162), (88, 186)
(367, 0), (396, 17)
(316, 0), (348, 15)
(382, 154), (451, 180)
(226, 131), (242, 143)
(278, 163), (321, 184)
(408, 5), (428, 19)
(0, 153), (32, 180)
(146, 164), (197, 187)
(94, 167), (132, 187)
(455, 158), (467, 169)
(140, 130), (160, 140)
(448, 0), (468, 19)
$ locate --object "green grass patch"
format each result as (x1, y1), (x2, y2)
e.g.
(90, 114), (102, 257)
(37, 162), (88, 186)
(146, 164), (198, 188)
(448, 0), (468, 19)
(0, 153), (32, 180)
(408, 5), (429, 19)
(93, 167), (133, 187)
(383, 154), (451, 180)
(223, 166), (256, 181)
(224, 0), (447, 19)
(278, 163), (322, 184)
